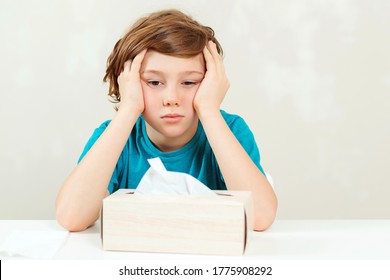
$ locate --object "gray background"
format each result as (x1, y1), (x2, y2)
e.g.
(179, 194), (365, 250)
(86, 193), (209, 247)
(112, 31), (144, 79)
(1, 0), (389, 219)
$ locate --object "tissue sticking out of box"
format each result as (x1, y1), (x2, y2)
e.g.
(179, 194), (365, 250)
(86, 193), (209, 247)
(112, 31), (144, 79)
(135, 158), (216, 195)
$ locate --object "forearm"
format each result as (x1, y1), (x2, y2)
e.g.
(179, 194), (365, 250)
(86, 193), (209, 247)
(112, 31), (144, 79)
(198, 111), (278, 231)
(56, 107), (139, 231)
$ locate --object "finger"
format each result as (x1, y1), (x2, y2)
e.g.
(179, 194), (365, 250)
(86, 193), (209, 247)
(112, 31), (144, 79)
(123, 60), (132, 74)
(130, 49), (148, 75)
(207, 41), (224, 73)
(203, 44), (215, 73)
(207, 41), (221, 61)
(118, 60), (131, 84)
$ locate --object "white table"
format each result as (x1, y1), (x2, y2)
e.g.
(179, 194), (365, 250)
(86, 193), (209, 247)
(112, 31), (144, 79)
(1, 219), (390, 260)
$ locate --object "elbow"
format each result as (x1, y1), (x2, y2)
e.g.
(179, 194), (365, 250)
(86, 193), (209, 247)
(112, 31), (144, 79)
(55, 205), (93, 232)
(253, 200), (278, 232)
(57, 218), (89, 232)
(55, 190), (102, 232)
(57, 219), (87, 232)
(55, 192), (97, 232)
(253, 215), (276, 231)
(56, 212), (88, 232)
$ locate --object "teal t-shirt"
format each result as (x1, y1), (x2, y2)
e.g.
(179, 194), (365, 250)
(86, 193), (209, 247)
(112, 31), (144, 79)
(78, 110), (265, 194)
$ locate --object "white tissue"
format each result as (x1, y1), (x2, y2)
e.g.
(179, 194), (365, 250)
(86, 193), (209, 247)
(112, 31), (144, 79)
(136, 158), (216, 195)
(0, 230), (69, 259)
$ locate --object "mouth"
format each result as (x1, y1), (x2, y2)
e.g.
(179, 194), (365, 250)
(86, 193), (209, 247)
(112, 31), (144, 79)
(161, 113), (184, 123)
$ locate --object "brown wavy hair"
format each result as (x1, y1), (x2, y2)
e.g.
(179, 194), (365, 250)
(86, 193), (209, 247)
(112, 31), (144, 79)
(103, 9), (223, 106)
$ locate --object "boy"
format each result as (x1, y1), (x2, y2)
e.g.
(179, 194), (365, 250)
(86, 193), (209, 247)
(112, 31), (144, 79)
(56, 9), (277, 232)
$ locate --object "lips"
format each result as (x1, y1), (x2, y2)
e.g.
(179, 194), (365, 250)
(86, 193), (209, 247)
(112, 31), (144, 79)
(162, 113), (183, 118)
(161, 113), (184, 123)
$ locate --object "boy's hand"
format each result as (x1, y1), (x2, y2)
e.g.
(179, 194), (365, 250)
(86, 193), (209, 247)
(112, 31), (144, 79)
(117, 49), (147, 115)
(193, 41), (230, 119)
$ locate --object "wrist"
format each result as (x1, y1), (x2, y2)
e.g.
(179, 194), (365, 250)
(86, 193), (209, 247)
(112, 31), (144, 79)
(116, 104), (143, 121)
(117, 102), (143, 117)
(196, 106), (221, 123)
(112, 105), (142, 135)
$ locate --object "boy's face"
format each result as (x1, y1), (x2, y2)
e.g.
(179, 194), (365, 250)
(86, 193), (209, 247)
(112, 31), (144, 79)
(140, 51), (205, 152)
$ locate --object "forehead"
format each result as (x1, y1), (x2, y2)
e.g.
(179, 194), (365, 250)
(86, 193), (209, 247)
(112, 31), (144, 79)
(140, 51), (205, 74)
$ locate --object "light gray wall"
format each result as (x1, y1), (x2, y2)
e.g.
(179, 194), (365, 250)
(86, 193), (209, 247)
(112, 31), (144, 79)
(1, 0), (389, 219)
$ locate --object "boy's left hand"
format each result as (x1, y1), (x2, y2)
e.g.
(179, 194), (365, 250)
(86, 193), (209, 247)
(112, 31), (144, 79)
(193, 41), (230, 118)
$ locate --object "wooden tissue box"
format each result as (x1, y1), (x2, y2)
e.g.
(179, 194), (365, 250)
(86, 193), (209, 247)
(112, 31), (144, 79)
(100, 189), (253, 255)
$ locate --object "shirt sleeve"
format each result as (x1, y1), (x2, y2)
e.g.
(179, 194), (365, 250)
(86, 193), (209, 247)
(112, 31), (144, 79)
(77, 120), (119, 194)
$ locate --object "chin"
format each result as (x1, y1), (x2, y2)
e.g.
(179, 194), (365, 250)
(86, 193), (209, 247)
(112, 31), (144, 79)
(160, 128), (188, 139)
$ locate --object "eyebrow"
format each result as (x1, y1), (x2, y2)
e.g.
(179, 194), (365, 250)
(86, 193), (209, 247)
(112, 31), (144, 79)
(141, 70), (204, 75)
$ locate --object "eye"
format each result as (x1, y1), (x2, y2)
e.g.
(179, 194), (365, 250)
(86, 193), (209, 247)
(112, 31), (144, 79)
(148, 80), (163, 87)
(182, 81), (197, 86)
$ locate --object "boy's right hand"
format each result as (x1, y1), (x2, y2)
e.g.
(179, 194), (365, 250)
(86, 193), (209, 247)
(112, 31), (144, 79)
(117, 49), (148, 115)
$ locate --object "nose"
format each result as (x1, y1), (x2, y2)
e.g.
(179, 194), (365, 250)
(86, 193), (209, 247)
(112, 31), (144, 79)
(163, 86), (180, 106)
